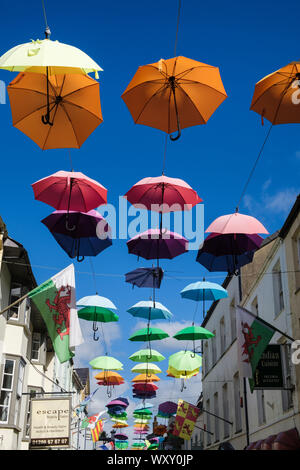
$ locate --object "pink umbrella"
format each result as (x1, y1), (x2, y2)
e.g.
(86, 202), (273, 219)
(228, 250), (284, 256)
(32, 170), (107, 213)
(127, 228), (188, 260)
(206, 212), (268, 235)
(125, 175), (202, 213)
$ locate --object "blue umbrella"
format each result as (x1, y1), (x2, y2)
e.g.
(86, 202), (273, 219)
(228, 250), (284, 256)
(196, 250), (255, 273)
(125, 267), (164, 289)
(135, 402), (154, 411)
(50, 231), (112, 262)
(127, 300), (173, 322)
(180, 279), (228, 318)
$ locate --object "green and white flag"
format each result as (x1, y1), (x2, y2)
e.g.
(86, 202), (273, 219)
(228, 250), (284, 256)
(236, 306), (275, 379)
(28, 264), (83, 363)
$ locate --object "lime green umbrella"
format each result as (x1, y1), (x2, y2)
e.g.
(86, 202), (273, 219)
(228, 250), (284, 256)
(129, 349), (165, 362)
(131, 363), (162, 374)
(168, 350), (202, 372)
(173, 325), (214, 341)
(89, 355), (123, 370)
(129, 327), (169, 342)
(133, 409), (152, 417)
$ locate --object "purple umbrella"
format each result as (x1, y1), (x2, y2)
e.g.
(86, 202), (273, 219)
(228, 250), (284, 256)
(125, 267), (164, 289)
(127, 229), (188, 261)
(42, 209), (109, 237)
(158, 401), (178, 415)
(107, 399), (128, 407)
(114, 433), (128, 440)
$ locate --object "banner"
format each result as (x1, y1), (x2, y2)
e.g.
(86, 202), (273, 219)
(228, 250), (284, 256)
(172, 400), (199, 440)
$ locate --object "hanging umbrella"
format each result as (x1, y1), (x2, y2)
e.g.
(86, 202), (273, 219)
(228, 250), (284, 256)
(0, 37), (102, 75)
(180, 280), (229, 302)
(107, 399), (128, 408)
(129, 349), (165, 362)
(77, 294), (118, 341)
(133, 391), (157, 399)
(206, 212), (268, 235)
(135, 402), (154, 411)
(114, 433), (128, 440)
(89, 356), (123, 370)
(250, 61), (300, 125)
(125, 267), (164, 289)
(131, 363), (162, 374)
(173, 325), (214, 341)
(94, 371), (123, 383)
(112, 422), (129, 429)
(196, 246), (256, 273)
(167, 365), (200, 379)
(32, 170), (107, 213)
(132, 373), (160, 383)
(133, 409), (152, 417)
(42, 210), (109, 237)
(158, 401), (178, 415)
(121, 56), (227, 140)
(127, 301), (173, 321)
(7, 72), (103, 148)
(49, 230), (112, 262)
(129, 327), (169, 342)
(133, 383), (158, 392)
(168, 350), (202, 371)
(127, 228), (188, 260)
(125, 175), (202, 212)
(197, 233), (264, 257)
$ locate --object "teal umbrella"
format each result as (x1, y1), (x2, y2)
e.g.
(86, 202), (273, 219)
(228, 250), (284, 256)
(127, 300), (173, 321)
(77, 294), (118, 341)
(173, 325), (214, 340)
(129, 327), (169, 342)
(180, 279), (228, 317)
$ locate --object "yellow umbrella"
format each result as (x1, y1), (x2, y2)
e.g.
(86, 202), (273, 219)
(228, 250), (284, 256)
(131, 363), (162, 374)
(0, 38), (102, 77)
(167, 365), (199, 379)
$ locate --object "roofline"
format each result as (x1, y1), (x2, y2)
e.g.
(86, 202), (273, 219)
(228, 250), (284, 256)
(279, 194), (300, 239)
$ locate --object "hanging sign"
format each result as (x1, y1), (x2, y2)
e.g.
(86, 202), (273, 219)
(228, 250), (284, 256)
(253, 345), (284, 389)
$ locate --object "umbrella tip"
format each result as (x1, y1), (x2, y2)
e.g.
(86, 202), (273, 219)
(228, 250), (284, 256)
(45, 26), (51, 39)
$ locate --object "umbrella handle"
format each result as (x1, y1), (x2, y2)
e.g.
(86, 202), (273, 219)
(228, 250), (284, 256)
(169, 86), (181, 141)
(77, 254), (85, 262)
(180, 379), (187, 392)
(41, 113), (53, 126)
(170, 126), (181, 141)
(93, 330), (99, 341)
(65, 218), (76, 232)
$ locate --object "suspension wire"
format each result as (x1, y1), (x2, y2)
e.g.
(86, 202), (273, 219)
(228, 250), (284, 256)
(174, 0), (182, 57)
(68, 149), (74, 172)
(41, 0), (49, 29)
(161, 134), (168, 175)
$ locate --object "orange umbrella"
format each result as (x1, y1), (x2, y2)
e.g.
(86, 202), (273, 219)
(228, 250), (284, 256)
(7, 72), (103, 149)
(121, 56), (227, 140)
(132, 373), (160, 383)
(250, 62), (300, 125)
(112, 422), (129, 429)
(95, 371), (124, 386)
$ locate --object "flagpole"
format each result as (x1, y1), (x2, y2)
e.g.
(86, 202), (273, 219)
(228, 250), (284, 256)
(238, 269), (250, 448)
(0, 292), (29, 316)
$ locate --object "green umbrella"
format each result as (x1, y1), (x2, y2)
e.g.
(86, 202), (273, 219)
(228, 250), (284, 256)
(173, 325), (214, 341)
(129, 327), (169, 342)
(148, 443), (159, 450)
(133, 409), (152, 416)
(89, 355), (123, 370)
(78, 306), (119, 323)
(129, 349), (165, 362)
(168, 350), (202, 372)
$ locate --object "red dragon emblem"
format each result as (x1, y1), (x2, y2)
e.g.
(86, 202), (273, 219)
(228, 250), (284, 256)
(46, 285), (71, 340)
(241, 321), (261, 363)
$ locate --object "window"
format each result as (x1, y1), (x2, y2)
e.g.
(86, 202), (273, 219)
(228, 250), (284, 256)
(25, 388), (42, 437)
(203, 341), (209, 375)
(31, 333), (41, 361)
(206, 399), (211, 446)
(234, 372), (242, 432)
(24, 298), (31, 327)
(0, 359), (15, 423)
(8, 283), (22, 320)
(14, 360), (25, 426)
(281, 343), (293, 412)
(272, 262), (284, 315)
(212, 331), (217, 365)
(223, 383), (229, 438)
(230, 299), (236, 341)
(257, 389), (266, 425)
(214, 392), (220, 442)
(220, 317), (225, 355)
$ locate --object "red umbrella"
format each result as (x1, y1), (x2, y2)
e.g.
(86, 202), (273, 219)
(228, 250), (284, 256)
(206, 212), (268, 235)
(32, 170), (107, 213)
(133, 382), (158, 392)
(125, 175), (202, 213)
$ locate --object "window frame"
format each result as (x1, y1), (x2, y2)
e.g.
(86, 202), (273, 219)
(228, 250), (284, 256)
(0, 358), (15, 424)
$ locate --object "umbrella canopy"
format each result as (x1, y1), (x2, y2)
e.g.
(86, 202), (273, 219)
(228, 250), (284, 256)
(127, 228), (188, 260)
(94, 371), (123, 382)
(114, 433), (128, 440)
(133, 391), (157, 399)
(206, 212), (268, 235)
(127, 301), (173, 321)
(49, 230), (112, 262)
(89, 356), (123, 370)
(32, 170), (107, 212)
(131, 363), (162, 374)
(129, 349), (165, 362)
(135, 402), (154, 410)
(133, 409), (152, 416)
(133, 383), (158, 392)
(77, 294), (118, 323)
(7, 72), (103, 149)
(42, 210), (109, 238)
(112, 422), (128, 429)
(121, 56), (227, 140)
(168, 350), (202, 371)
(180, 280), (228, 302)
(0, 38), (102, 75)
(196, 248), (255, 273)
(125, 175), (202, 212)
(250, 61), (300, 124)
(197, 233), (264, 257)
(173, 325), (214, 341)
(132, 374), (160, 383)
(167, 365), (199, 379)
(158, 401), (178, 415)
(129, 327), (169, 342)
(97, 378), (124, 386)
(125, 267), (164, 289)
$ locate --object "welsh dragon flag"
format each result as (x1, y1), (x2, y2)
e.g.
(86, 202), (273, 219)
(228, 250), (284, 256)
(236, 306), (275, 380)
(28, 264), (83, 363)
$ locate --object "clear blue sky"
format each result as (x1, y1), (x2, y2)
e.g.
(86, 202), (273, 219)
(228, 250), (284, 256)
(0, 0), (299, 426)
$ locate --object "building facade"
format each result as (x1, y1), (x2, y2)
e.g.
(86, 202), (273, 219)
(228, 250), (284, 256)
(0, 219), (84, 450)
(201, 196), (300, 450)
